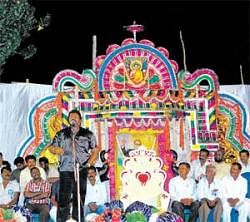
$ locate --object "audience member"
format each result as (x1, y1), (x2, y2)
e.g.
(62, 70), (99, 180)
(97, 149), (110, 183)
(39, 157), (50, 176)
(169, 162), (199, 222)
(85, 166), (107, 216)
(0, 153), (11, 184)
(10, 156), (26, 183)
(197, 164), (223, 222)
(239, 149), (250, 173)
(0, 166), (20, 209)
(190, 149), (209, 183)
(214, 148), (230, 180)
(19, 155), (46, 206)
(39, 156), (59, 184)
(221, 162), (249, 222)
(24, 167), (51, 222)
(170, 149), (179, 176)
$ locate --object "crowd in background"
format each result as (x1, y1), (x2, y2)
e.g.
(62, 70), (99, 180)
(0, 147), (250, 222)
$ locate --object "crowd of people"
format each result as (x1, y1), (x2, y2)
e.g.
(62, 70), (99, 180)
(1, 147), (250, 222)
(168, 148), (250, 222)
(0, 110), (101, 222)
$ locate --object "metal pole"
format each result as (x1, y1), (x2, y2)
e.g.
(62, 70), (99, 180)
(179, 30), (187, 71)
(76, 163), (81, 222)
(240, 64), (244, 85)
(72, 134), (81, 222)
(92, 35), (97, 71)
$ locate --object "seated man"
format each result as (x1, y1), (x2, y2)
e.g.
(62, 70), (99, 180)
(85, 166), (107, 216)
(190, 149), (210, 183)
(0, 152), (11, 183)
(39, 156), (59, 184)
(239, 149), (250, 174)
(20, 155), (47, 206)
(214, 148), (230, 180)
(24, 166), (51, 222)
(170, 149), (179, 177)
(221, 162), (249, 222)
(0, 166), (20, 209)
(169, 162), (199, 222)
(197, 164), (223, 222)
(10, 156), (26, 183)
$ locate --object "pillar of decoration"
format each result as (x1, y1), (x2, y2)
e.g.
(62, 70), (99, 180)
(165, 114), (170, 150)
(179, 117), (184, 150)
(108, 119), (116, 200)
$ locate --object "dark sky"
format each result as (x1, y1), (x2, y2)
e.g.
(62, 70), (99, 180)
(2, 0), (250, 85)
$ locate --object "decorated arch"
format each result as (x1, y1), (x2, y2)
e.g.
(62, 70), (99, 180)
(19, 23), (250, 209)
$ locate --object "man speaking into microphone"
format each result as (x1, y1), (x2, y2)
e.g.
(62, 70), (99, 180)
(51, 109), (99, 221)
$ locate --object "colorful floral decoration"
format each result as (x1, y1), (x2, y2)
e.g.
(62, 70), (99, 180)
(53, 69), (96, 92)
(125, 201), (158, 221)
(156, 211), (184, 222)
(95, 38), (178, 91)
(218, 93), (250, 162)
(19, 23), (249, 212)
(17, 95), (59, 158)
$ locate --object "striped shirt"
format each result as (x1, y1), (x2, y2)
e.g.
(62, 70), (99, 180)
(25, 179), (51, 205)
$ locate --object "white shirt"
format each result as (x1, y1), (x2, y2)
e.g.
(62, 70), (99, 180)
(0, 180), (20, 204)
(85, 180), (107, 205)
(19, 166), (47, 192)
(197, 176), (221, 201)
(221, 175), (247, 203)
(169, 176), (197, 202)
(214, 161), (230, 180)
(239, 161), (250, 174)
(190, 159), (209, 181)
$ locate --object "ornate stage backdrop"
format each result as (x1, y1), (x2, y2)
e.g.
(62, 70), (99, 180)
(1, 84), (249, 163)
(0, 24), (249, 209)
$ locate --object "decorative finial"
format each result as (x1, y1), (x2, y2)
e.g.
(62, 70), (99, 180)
(123, 21), (144, 41)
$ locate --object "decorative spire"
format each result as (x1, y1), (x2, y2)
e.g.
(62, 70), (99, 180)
(123, 21), (144, 41)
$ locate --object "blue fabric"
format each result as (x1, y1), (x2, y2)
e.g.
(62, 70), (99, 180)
(104, 200), (124, 210)
(85, 204), (105, 215)
(241, 172), (250, 198)
(231, 208), (239, 222)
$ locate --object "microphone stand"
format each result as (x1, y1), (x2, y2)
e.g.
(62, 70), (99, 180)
(72, 133), (81, 222)
(76, 163), (81, 222)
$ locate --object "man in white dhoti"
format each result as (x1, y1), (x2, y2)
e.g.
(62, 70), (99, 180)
(221, 162), (249, 222)
(197, 164), (223, 222)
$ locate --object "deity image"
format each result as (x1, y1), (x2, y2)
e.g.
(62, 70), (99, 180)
(125, 57), (148, 86)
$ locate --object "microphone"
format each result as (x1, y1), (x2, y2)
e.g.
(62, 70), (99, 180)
(70, 120), (76, 128)
(70, 120), (78, 136)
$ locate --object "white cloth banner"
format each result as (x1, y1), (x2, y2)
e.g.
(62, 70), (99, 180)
(0, 83), (54, 164)
(220, 84), (250, 113)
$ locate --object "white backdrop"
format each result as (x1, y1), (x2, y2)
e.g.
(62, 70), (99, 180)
(0, 83), (54, 164)
(0, 83), (249, 167)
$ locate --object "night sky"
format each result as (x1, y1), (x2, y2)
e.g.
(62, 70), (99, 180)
(2, 1), (250, 85)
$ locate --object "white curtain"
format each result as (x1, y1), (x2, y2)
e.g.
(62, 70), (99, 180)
(0, 83), (54, 165)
